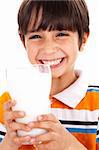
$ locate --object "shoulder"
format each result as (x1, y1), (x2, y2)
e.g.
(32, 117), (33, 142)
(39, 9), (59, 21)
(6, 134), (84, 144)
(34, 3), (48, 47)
(82, 85), (99, 109)
(86, 85), (99, 99)
(75, 85), (99, 111)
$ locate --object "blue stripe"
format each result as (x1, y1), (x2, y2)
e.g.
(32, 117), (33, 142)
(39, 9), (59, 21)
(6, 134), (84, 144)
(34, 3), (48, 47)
(67, 128), (97, 134)
(87, 89), (99, 92)
(96, 138), (99, 143)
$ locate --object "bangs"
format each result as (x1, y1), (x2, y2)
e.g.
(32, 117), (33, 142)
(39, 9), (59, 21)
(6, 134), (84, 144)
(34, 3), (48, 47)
(26, 1), (78, 33)
(18, 0), (89, 43)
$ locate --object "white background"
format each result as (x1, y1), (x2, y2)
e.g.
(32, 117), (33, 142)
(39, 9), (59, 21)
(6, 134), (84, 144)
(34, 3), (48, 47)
(0, 0), (99, 84)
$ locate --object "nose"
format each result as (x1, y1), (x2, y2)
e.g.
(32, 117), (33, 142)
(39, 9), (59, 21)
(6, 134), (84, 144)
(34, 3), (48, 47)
(41, 38), (60, 54)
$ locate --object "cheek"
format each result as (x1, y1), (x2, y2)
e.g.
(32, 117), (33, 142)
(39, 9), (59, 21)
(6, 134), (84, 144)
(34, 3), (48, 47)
(26, 44), (38, 63)
(64, 43), (79, 62)
(70, 49), (79, 62)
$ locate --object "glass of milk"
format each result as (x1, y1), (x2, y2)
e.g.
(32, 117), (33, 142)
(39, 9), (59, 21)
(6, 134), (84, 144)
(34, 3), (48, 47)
(6, 64), (52, 137)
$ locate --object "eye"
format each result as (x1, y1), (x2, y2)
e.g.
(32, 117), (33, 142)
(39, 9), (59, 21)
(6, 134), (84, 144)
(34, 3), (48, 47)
(56, 32), (69, 37)
(29, 34), (41, 40)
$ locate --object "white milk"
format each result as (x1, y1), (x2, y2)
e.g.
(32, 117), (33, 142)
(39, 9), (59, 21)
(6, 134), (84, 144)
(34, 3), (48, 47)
(6, 65), (52, 137)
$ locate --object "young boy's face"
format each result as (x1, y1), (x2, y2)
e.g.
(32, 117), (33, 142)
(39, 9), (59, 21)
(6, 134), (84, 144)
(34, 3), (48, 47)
(23, 30), (85, 78)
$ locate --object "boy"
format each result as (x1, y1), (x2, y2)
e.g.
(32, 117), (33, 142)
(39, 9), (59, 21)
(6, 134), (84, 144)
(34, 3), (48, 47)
(0, 0), (99, 149)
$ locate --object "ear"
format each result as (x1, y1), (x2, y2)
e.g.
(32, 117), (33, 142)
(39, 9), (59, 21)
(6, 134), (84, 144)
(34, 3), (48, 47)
(80, 32), (90, 51)
(18, 30), (26, 48)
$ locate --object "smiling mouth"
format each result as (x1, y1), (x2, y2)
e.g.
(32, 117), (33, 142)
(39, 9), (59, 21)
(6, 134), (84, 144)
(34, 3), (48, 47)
(39, 58), (64, 67)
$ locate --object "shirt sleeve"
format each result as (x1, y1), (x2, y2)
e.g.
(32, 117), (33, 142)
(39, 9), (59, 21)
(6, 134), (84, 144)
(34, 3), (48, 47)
(0, 92), (10, 142)
(0, 123), (6, 142)
(96, 117), (99, 149)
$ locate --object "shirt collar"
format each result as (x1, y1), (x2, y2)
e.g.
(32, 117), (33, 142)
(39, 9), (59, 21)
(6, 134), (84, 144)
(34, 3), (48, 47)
(53, 70), (89, 108)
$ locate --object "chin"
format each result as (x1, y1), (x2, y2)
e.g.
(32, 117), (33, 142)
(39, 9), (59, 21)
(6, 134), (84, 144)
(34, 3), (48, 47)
(51, 70), (64, 79)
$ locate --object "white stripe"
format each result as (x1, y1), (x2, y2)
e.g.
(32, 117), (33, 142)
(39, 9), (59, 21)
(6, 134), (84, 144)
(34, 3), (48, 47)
(0, 123), (6, 132)
(97, 122), (99, 130)
(63, 124), (97, 129)
(88, 87), (99, 91)
(97, 134), (99, 139)
(51, 108), (99, 122)
(0, 134), (4, 139)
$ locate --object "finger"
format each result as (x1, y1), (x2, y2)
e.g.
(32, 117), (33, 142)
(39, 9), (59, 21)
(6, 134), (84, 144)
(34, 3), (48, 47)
(8, 121), (32, 132)
(7, 130), (32, 146)
(30, 131), (57, 144)
(13, 135), (31, 145)
(37, 113), (60, 123)
(4, 100), (16, 111)
(28, 121), (59, 132)
(4, 110), (25, 123)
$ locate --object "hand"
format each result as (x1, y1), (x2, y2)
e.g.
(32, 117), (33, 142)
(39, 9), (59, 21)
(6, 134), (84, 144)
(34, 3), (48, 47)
(2, 100), (33, 150)
(28, 113), (87, 150)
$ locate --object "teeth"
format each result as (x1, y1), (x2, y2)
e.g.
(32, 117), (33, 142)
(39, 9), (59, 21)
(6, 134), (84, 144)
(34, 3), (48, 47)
(41, 58), (62, 66)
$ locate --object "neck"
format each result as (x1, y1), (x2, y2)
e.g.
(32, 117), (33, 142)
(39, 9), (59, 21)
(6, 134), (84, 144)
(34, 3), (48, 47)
(50, 70), (78, 96)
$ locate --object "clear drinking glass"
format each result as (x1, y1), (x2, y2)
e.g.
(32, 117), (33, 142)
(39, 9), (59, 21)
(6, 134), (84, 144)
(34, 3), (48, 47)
(6, 64), (52, 137)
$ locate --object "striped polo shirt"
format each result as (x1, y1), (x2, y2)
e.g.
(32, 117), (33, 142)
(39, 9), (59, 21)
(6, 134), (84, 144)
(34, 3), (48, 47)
(0, 70), (99, 150)
(51, 70), (99, 150)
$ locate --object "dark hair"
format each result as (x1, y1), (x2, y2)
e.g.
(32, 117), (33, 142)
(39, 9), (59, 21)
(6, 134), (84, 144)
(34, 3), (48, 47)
(18, 0), (89, 44)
